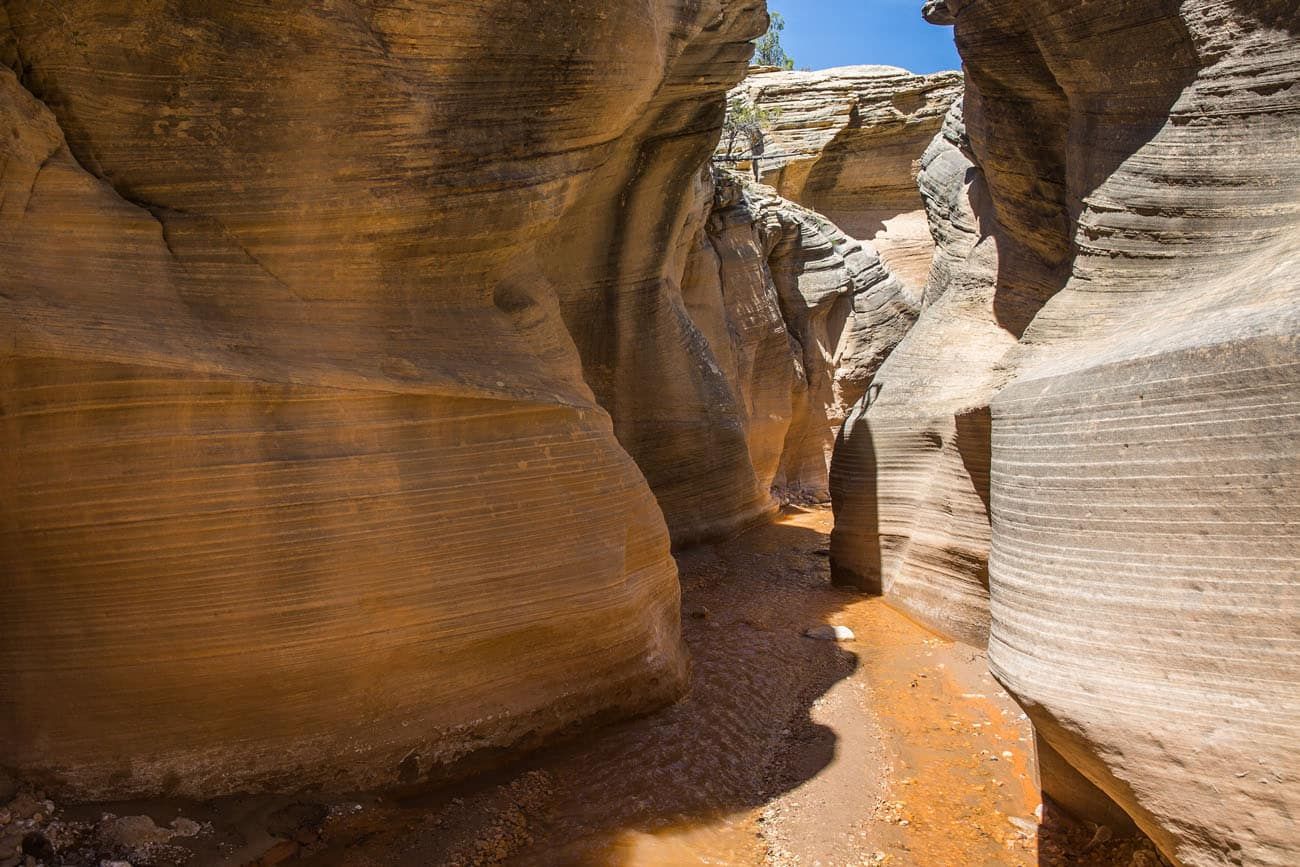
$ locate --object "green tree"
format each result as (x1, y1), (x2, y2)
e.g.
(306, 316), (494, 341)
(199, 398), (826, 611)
(721, 96), (780, 159)
(753, 12), (795, 70)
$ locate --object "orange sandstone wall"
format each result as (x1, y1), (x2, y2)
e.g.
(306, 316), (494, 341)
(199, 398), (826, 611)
(0, 0), (766, 800)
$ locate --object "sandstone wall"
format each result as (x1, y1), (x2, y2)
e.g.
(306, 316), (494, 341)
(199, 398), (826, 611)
(685, 170), (917, 506)
(0, 0), (768, 801)
(830, 99), (1009, 645)
(550, 99), (916, 543)
(727, 66), (961, 292)
(832, 1), (1299, 863)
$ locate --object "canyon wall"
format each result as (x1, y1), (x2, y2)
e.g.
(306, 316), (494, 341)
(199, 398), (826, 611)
(0, 0), (918, 803)
(832, 1), (1299, 864)
(830, 97), (1005, 645)
(727, 66), (961, 292)
(683, 169), (917, 505)
(0, 0), (771, 801)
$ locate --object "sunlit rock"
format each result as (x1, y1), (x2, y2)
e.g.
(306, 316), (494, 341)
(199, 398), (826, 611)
(726, 65), (962, 292)
(832, 1), (1300, 863)
(0, 0), (767, 800)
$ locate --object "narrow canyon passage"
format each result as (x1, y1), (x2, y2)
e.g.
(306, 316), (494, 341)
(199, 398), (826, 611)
(0, 509), (1212, 867)
(245, 508), (1155, 867)
(2, 3), (1296, 865)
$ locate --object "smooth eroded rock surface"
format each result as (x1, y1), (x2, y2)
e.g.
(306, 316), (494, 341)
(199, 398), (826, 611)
(831, 98), (1006, 646)
(0, 0), (768, 800)
(685, 170), (918, 508)
(727, 66), (962, 291)
(833, 1), (1300, 864)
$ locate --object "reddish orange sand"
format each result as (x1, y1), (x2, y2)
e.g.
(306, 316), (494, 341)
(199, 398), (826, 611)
(29, 506), (1160, 866)
(280, 507), (1153, 866)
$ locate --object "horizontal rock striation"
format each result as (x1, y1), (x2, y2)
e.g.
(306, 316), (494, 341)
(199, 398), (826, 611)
(834, 1), (1300, 864)
(727, 66), (962, 292)
(976, 2), (1300, 863)
(684, 170), (918, 506)
(0, 0), (769, 800)
(830, 97), (1009, 645)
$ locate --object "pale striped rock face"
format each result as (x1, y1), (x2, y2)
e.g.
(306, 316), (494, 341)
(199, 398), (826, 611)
(682, 170), (918, 509)
(725, 66), (963, 293)
(0, 0), (769, 800)
(976, 1), (1300, 862)
(830, 98), (1009, 646)
(834, 0), (1299, 863)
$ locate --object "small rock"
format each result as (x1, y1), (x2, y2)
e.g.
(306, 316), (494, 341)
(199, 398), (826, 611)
(100, 861), (133, 867)
(1007, 816), (1037, 837)
(1081, 824), (1113, 853)
(804, 625), (855, 642)
(812, 548), (831, 557)
(688, 606), (711, 620)
(96, 815), (173, 851)
(4, 798), (39, 823)
(168, 818), (201, 838)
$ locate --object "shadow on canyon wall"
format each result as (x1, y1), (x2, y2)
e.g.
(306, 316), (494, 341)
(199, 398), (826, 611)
(960, 0), (1199, 339)
(828, 395), (883, 594)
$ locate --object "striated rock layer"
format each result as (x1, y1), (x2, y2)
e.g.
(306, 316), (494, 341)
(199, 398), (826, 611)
(833, 1), (1299, 864)
(830, 98), (1007, 646)
(554, 125), (916, 543)
(0, 0), (769, 801)
(683, 170), (917, 507)
(727, 66), (962, 292)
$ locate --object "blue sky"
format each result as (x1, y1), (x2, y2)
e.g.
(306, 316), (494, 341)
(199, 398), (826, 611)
(770, 1), (961, 75)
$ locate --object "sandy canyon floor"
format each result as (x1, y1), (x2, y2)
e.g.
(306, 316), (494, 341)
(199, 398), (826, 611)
(286, 507), (1159, 867)
(9, 507), (1165, 867)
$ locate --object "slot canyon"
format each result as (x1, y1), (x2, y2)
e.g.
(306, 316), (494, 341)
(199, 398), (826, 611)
(0, 1), (1295, 866)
